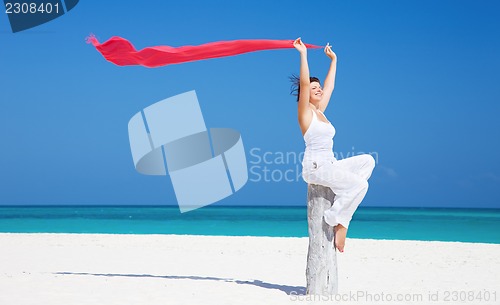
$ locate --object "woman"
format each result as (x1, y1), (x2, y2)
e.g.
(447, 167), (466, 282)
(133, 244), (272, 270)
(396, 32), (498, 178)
(293, 37), (375, 253)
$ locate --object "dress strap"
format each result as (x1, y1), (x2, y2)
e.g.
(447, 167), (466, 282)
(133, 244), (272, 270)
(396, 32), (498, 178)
(310, 108), (317, 120)
(316, 109), (331, 124)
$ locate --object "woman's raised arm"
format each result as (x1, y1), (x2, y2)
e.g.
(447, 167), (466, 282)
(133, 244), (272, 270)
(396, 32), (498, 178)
(319, 43), (337, 112)
(294, 38), (312, 132)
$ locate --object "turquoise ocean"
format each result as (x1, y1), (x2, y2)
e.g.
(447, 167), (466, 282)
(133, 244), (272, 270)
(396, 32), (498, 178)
(0, 206), (499, 244)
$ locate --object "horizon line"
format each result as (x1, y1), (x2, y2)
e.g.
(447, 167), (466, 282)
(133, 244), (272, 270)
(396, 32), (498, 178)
(0, 204), (499, 210)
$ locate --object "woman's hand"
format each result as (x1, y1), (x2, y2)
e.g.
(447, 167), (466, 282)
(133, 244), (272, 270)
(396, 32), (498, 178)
(293, 37), (307, 54)
(324, 43), (337, 61)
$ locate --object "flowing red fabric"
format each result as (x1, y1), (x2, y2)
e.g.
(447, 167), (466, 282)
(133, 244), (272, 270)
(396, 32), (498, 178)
(86, 35), (322, 68)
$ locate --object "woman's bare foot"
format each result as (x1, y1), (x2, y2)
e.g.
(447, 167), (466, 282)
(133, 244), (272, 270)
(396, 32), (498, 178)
(334, 224), (347, 252)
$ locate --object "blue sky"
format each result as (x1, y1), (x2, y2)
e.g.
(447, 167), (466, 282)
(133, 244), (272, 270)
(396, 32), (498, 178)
(1, 0), (499, 208)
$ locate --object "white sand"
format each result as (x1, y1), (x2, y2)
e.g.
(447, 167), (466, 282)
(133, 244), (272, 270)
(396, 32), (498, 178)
(0, 234), (499, 305)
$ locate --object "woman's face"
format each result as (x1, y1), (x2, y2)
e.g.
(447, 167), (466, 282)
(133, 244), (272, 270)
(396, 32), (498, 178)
(309, 81), (323, 103)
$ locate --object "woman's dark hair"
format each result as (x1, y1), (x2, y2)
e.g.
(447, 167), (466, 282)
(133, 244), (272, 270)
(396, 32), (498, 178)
(289, 74), (321, 102)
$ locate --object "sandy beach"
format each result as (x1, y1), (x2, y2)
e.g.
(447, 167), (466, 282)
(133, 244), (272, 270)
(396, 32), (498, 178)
(1, 233), (499, 305)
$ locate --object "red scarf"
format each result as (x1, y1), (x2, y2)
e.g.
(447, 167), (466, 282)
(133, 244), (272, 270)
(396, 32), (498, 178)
(86, 35), (321, 67)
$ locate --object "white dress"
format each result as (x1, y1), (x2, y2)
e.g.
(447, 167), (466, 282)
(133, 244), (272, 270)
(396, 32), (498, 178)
(301, 109), (375, 228)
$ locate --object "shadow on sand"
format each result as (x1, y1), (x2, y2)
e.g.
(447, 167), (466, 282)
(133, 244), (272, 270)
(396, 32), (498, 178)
(54, 272), (307, 295)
